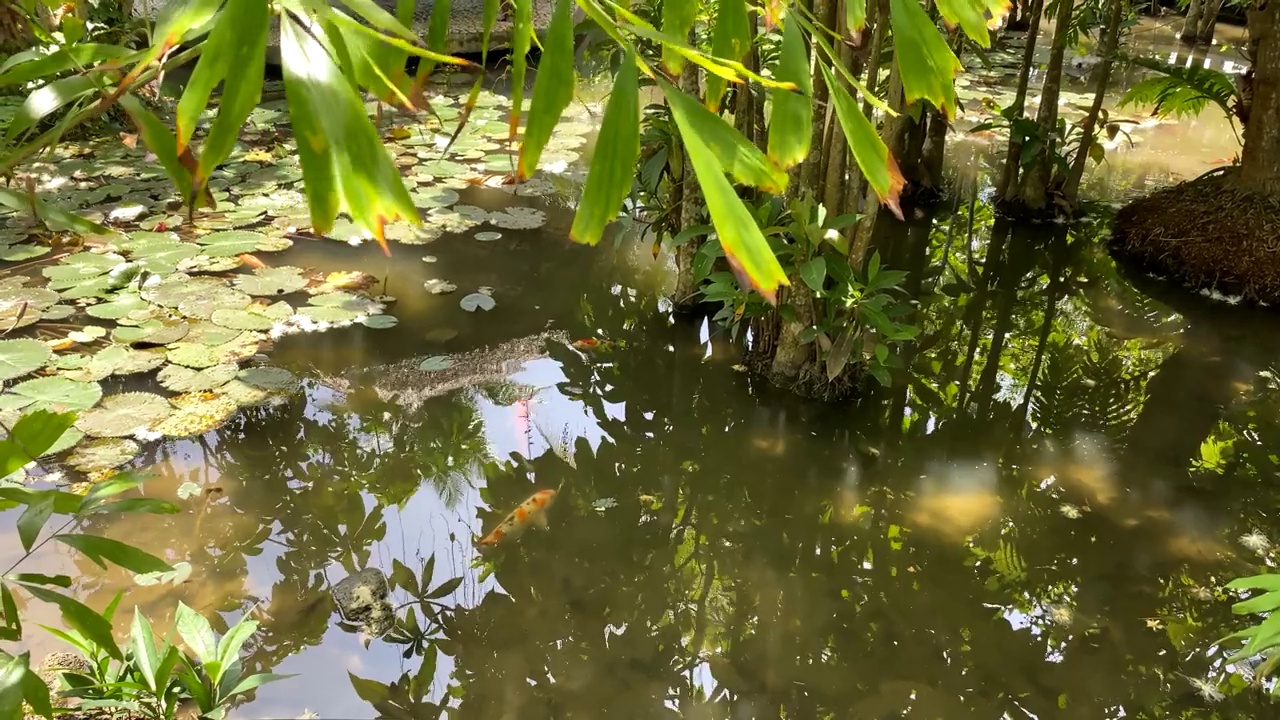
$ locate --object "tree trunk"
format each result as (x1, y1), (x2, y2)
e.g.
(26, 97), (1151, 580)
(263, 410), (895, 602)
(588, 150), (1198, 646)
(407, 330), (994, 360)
(853, 59), (917, 263)
(1182, 0), (1204, 43)
(1239, 0), (1280, 195)
(768, 284), (818, 381)
(823, 0), (854, 213)
(1061, 0), (1125, 204)
(1017, 0), (1076, 210)
(1196, 0), (1224, 44)
(846, 0), (887, 217)
(0, 1), (38, 54)
(999, 0), (1045, 200)
(803, 0), (836, 192)
(672, 40), (703, 312)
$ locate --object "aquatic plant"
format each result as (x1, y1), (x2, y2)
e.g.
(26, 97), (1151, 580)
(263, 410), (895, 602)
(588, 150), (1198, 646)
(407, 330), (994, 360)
(1217, 573), (1280, 696)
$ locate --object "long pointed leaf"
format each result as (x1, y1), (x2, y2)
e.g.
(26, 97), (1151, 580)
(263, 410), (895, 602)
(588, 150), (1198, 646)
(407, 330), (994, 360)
(704, 0), (751, 111)
(130, 609), (160, 693)
(661, 0), (699, 72)
(889, 0), (963, 118)
(508, 0), (535, 141)
(662, 79), (788, 192)
(570, 50), (640, 245)
(193, 0), (269, 181)
(820, 64), (904, 219)
(53, 534), (172, 574)
(17, 584), (121, 661)
(519, 0), (577, 179)
(766, 14), (812, 170)
(174, 602), (217, 665)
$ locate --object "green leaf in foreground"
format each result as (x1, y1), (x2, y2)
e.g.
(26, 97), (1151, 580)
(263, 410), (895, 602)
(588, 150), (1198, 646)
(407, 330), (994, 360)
(661, 84), (789, 304)
(570, 50), (640, 246)
(820, 64), (905, 220)
(704, 0), (752, 112)
(279, 14), (419, 254)
(766, 15), (813, 170)
(518, 0), (576, 179)
(661, 78), (787, 193)
(53, 533), (173, 574)
(890, 0), (963, 118)
(16, 583), (121, 660)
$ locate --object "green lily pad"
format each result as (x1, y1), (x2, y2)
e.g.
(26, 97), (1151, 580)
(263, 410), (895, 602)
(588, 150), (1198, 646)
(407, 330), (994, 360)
(359, 315), (398, 329)
(475, 231), (503, 242)
(419, 356), (453, 371)
(195, 230), (269, 257)
(157, 363), (238, 392)
(92, 345), (167, 375)
(460, 293), (496, 312)
(0, 339), (52, 381)
(68, 437), (140, 473)
(155, 393), (239, 438)
(235, 266), (307, 296)
(0, 244), (50, 262)
(424, 279), (457, 295)
(298, 306), (359, 323)
(488, 207), (547, 230)
(309, 292), (383, 314)
(9, 376), (102, 411)
(85, 293), (151, 320)
(166, 343), (225, 369)
(210, 307), (276, 331)
(237, 366), (300, 393)
(76, 392), (172, 438)
(177, 254), (243, 273)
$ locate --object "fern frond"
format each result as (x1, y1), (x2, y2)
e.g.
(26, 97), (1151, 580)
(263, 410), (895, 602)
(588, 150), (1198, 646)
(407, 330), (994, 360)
(1118, 55), (1240, 125)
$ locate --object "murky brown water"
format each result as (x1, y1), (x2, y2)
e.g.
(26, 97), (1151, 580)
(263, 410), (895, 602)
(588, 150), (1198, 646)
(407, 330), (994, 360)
(4, 17), (1278, 719)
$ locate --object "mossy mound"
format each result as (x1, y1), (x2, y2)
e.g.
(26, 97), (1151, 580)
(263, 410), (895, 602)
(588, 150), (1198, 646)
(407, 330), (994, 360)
(1110, 170), (1280, 304)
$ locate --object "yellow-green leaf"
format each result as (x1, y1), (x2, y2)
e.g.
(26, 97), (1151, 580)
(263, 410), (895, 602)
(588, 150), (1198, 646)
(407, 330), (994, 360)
(936, 0), (1011, 47)
(482, 0), (500, 64)
(662, 0), (699, 72)
(519, 0), (577, 179)
(766, 14), (812, 170)
(662, 84), (788, 301)
(889, 0), (963, 117)
(194, 0), (268, 182)
(279, 14), (418, 253)
(118, 94), (198, 205)
(570, 50), (640, 245)
(846, 0), (867, 36)
(509, 0), (534, 141)
(3, 74), (99, 145)
(419, 0), (453, 77)
(662, 78), (788, 192)
(704, 0), (751, 111)
(820, 64), (905, 219)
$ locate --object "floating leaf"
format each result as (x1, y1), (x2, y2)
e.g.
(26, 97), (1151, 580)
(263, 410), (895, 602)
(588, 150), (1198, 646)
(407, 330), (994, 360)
(236, 366), (300, 393)
(195, 230), (270, 257)
(235, 266), (308, 296)
(487, 207), (546, 230)
(154, 394), (238, 438)
(0, 339), (52, 381)
(166, 343), (225, 369)
(459, 293), (496, 312)
(424, 279), (458, 295)
(9, 377), (102, 412)
(210, 308), (275, 332)
(157, 364), (238, 393)
(359, 315), (399, 329)
(76, 393), (173, 438)
(298, 306), (359, 323)
(67, 438), (141, 473)
(419, 356), (453, 371)
(474, 231), (503, 242)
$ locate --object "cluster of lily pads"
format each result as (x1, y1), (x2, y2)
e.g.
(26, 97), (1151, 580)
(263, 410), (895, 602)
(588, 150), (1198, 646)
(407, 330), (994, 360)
(0, 71), (601, 484)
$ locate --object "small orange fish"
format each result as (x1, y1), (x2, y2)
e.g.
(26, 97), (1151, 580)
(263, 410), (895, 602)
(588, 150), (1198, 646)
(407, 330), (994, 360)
(238, 253), (267, 269)
(477, 489), (557, 549)
(572, 338), (600, 350)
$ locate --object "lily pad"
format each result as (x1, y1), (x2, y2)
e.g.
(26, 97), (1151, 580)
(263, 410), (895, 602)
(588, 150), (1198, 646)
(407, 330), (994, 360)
(157, 363), (238, 392)
(359, 315), (398, 329)
(474, 231), (503, 242)
(68, 438), (140, 473)
(211, 307), (276, 332)
(235, 266), (307, 296)
(76, 393), (172, 438)
(237, 366), (300, 393)
(419, 356), (453, 371)
(86, 294), (151, 320)
(298, 306), (359, 323)
(196, 230), (269, 257)
(309, 292), (383, 314)
(424, 279), (457, 295)
(0, 339), (52, 381)
(459, 293), (496, 312)
(9, 377), (102, 411)
(155, 393), (239, 438)
(166, 343), (225, 369)
(488, 207), (547, 230)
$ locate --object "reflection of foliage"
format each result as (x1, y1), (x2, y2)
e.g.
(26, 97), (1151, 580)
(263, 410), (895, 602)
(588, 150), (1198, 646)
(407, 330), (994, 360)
(1031, 334), (1150, 436)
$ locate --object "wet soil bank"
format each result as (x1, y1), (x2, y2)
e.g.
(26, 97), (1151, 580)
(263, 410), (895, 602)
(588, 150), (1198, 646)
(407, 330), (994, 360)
(1110, 170), (1280, 304)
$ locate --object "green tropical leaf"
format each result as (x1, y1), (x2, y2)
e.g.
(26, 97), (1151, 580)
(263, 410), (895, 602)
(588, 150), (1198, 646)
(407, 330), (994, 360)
(130, 609), (161, 693)
(704, 0), (751, 112)
(935, 0), (1004, 48)
(21, 656), (52, 719)
(16, 584), (121, 660)
(226, 672), (293, 698)
(570, 50), (640, 245)
(190, 0), (268, 184)
(4, 74), (100, 145)
(661, 79), (788, 192)
(0, 44), (133, 87)
(53, 534), (172, 574)
(819, 64), (905, 220)
(800, 257), (827, 292)
(0, 410), (75, 478)
(889, 0), (963, 117)
(846, 0), (868, 35)
(508, 0), (535, 141)
(117, 94), (200, 207)
(518, 0), (577, 179)
(175, 601), (218, 666)
(767, 14), (813, 169)
(0, 651), (28, 720)
(1225, 574), (1280, 593)
(16, 495), (54, 553)
(662, 0), (699, 72)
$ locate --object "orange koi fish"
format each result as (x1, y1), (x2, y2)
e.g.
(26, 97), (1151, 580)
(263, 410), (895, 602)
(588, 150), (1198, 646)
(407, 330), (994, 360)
(477, 489), (557, 549)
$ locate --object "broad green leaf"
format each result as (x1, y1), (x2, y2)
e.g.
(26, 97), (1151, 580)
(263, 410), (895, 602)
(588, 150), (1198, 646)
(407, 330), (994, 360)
(0, 188), (107, 234)
(0, 585), (19, 639)
(767, 15), (813, 170)
(153, 0), (222, 46)
(425, 0), (454, 62)
(279, 14), (419, 253)
(226, 672), (293, 698)
(117, 94), (199, 206)
(1226, 574), (1280, 592)
(570, 50), (640, 245)
(0, 651), (27, 720)
(16, 584), (121, 660)
(53, 534), (172, 574)
(0, 44), (133, 87)
(827, 326), (858, 381)
(936, 0), (1008, 48)
(4, 75), (100, 144)
(820, 64), (905, 220)
(1, 410), (74, 477)
(83, 498), (181, 516)
(17, 495), (54, 553)
(1234, 611), (1280, 661)
(77, 471), (144, 514)
(661, 0), (699, 72)
(193, 0), (268, 182)
(661, 79), (788, 192)
(5, 574), (71, 588)
(175, 601), (218, 665)
(518, 0), (577, 179)
(846, 0), (868, 35)
(327, 13), (417, 108)
(664, 85), (789, 302)
(216, 617), (259, 674)
(21, 658), (52, 719)
(130, 609), (161, 693)
(1233, 591), (1280, 616)
(889, 0), (963, 118)
(704, 0), (751, 112)
(800, 257), (827, 292)
(508, 0), (535, 141)
(337, 0), (422, 41)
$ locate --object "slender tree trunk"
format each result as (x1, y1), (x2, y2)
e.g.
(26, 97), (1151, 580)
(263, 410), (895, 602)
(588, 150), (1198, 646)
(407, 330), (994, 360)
(823, 0), (853, 213)
(1197, 0), (1224, 43)
(847, 0), (887, 216)
(1062, 0), (1125, 203)
(803, 0), (836, 191)
(853, 59), (916, 263)
(1182, 0), (1205, 43)
(1017, 0), (1076, 210)
(1239, 0), (1280, 195)
(999, 0), (1045, 200)
(672, 42), (703, 311)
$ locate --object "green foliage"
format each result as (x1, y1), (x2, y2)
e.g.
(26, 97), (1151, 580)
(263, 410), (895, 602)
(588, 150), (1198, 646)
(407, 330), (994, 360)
(1118, 56), (1242, 137)
(1219, 573), (1280, 694)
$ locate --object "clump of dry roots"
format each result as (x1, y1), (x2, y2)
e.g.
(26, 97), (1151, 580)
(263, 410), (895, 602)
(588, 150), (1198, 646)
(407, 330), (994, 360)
(1110, 170), (1280, 304)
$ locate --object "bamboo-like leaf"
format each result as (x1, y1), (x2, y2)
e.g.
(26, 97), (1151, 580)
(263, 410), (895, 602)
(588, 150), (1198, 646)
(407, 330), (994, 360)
(0, 44), (133, 87)
(0, 188), (108, 234)
(662, 79), (788, 192)
(118, 94), (206, 209)
(153, 0), (222, 46)
(16, 495), (53, 553)
(193, 0), (268, 183)
(766, 15), (812, 170)
(820, 64), (904, 219)
(509, 0), (535, 141)
(421, 0), (454, 76)
(0, 651), (26, 720)
(20, 658), (52, 720)
(662, 0), (699, 72)
(130, 609), (160, 693)
(336, 0), (422, 41)
(935, 0), (1010, 47)
(482, 0), (500, 64)
(570, 50), (640, 245)
(4, 75), (99, 144)
(889, 0), (963, 118)
(519, 0), (576, 178)
(279, 14), (419, 254)
(53, 534), (172, 574)
(662, 85), (788, 302)
(846, 0), (868, 36)
(16, 584), (121, 660)
(704, 0), (751, 111)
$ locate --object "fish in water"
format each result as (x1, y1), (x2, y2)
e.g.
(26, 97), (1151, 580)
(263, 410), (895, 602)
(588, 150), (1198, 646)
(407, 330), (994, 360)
(477, 489), (557, 549)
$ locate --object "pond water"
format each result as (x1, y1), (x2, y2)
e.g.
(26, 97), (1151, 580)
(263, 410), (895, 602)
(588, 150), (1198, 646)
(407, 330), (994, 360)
(4, 17), (1279, 720)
